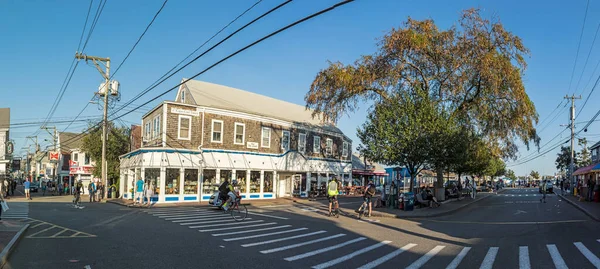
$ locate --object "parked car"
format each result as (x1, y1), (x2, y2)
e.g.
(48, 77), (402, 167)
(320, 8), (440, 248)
(539, 181), (553, 193)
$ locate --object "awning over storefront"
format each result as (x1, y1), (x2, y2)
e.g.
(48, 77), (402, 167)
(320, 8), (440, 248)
(352, 169), (388, 176)
(574, 163), (597, 175)
(591, 163), (600, 172)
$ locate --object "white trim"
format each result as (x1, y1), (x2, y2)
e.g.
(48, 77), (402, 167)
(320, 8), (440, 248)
(181, 89), (186, 103)
(313, 136), (321, 153)
(281, 130), (290, 151)
(298, 133), (306, 154)
(234, 122), (245, 145)
(326, 138), (333, 156)
(261, 127), (271, 148)
(211, 119), (224, 143)
(342, 141), (348, 158)
(178, 115), (192, 140)
(162, 103), (167, 147)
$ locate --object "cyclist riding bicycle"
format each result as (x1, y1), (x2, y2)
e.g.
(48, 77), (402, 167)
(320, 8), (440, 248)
(327, 177), (340, 216)
(358, 180), (376, 217)
(222, 179), (239, 211)
(73, 180), (83, 208)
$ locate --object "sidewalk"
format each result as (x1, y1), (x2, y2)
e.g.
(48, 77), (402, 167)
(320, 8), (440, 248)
(107, 197), (298, 208)
(0, 220), (29, 268)
(556, 188), (600, 221)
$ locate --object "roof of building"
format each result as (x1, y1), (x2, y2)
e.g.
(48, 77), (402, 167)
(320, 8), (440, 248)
(591, 141), (600, 150)
(0, 108), (9, 129)
(351, 153), (386, 173)
(180, 80), (343, 133)
(58, 132), (83, 152)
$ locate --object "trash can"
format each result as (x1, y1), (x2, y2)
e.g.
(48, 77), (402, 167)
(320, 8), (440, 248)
(404, 192), (415, 211)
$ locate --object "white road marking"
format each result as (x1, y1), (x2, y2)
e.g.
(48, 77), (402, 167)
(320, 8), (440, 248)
(406, 245), (445, 269)
(241, 230), (327, 247)
(212, 225), (291, 236)
(480, 247), (499, 269)
(357, 243), (417, 269)
(260, 234), (346, 254)
(546, 244), (568, 269)
(247, 211), (289, 220)
(311, 241), (392, 269)
(160, 213), (224, 219)
(198, 222), (277, 232)
(171, 215), (231, 223)
(180, 218), (252, 226)
(519, 246), (531, 269)
(151, 210), (211, 216)
(189, 220), (264, 229)
(445, 247), (471, 269)
(574, 242), (600, 268)
(284, 237), (367, 261)
(223, 228), (308, 242)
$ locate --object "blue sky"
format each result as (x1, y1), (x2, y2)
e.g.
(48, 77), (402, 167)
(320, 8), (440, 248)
(1, 0), (599, 177)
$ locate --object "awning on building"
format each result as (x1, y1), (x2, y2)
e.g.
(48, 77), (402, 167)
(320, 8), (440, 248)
(352, 169), (388, 176)
(591, 163), (600, 172)
(574, 163), (597, 176)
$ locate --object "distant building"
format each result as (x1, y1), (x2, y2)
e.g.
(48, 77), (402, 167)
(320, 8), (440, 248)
(58, 132), (95, 193)
(0, 108), (10, 176)
(130, 125), (142, 151)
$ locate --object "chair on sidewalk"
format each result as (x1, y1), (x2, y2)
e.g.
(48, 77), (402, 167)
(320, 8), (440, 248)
(415, 194), (430, 208)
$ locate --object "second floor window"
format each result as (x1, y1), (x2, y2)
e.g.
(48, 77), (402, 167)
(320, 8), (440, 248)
(84, 154), (90, 165)
(144, 122), (151, 141)
(211, 120), (223, 143)
(313, 136), (321, 153)
(343, 142), (349, 158)
(181, 90), (186, 103)
(153, 115), (161, 139)
(298, 133), (306, 153)
(178, 115), (191, 140)
(281, 131), (290, 151)
(261, 127), (271, 148)
(326, 138), (333, 156)
(234, 123), (245, 145)
(73, 153), (79, 163)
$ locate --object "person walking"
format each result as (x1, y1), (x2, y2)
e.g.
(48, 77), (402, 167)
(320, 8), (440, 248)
(24, 179), (31, 200)
(144, 181), (154, 208)
(540, 180), (547, 203)
(134, 178), (144, 205)
(88, 183), (94, 203)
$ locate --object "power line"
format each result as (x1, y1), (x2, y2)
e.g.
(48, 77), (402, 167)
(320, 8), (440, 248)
(575, 21), (600, 95)
(81, 0), (108, 51)
(567, 0), (591, 93)
(111, 0), (268, 117)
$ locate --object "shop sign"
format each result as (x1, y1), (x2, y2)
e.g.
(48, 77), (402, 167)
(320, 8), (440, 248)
(171, 108), (199, 116)
(246, 142), (259, 149)
(49, 151), (59, 163)
(70, 166), (94, 174)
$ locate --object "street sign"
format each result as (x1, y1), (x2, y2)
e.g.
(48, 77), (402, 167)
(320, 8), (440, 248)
(6, 141), (13, 154)
(49, 152), (59, 162)
(11, 159), (20, 171)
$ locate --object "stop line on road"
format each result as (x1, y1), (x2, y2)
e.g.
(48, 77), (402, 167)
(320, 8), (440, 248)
(144, 207), (600, 269)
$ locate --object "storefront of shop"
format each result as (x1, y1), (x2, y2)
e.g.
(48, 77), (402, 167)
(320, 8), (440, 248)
(119, 148), (352, 203)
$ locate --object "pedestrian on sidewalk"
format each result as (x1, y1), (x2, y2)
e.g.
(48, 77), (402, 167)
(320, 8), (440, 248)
(540, 180), (547, 203)
(389, 181), (397, 208)
(24, 179), (31, 200)
(88, 183), (95, 203)
(134, 177), (144, 205)
(144, 181), (154, 208)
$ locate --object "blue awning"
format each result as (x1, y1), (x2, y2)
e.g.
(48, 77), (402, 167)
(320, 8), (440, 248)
(591, 163), (600, 172)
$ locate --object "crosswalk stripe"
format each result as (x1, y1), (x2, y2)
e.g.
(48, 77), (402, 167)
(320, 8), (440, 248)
(284, 237), (367, 261)
(480, 247), (499, 269)
(311, 240), (392, 269)
(171, 215), (232, 223)
(189, 220), (264, 229)
(445, 247), (471, 269)
(574, 242), (600, 268)
(165, 214), (228, 221)
(212, 225), (291, 237)
(261, 234), (346, 254)
(246, 211), (289, 220)
(160, 213), (224, 219)
(546, 244), (568, 269)
(150, 209), (210, 213)
(241, 230), (327, 247)
(223, 228), (308, 242)
(198, 222), (277, 232)
(519, 246), (530, 269)
(151, 210), (211, 215)
(180, 218), (252, 226)
(406, 245), (445, 269)
(357, 243), (417, 269)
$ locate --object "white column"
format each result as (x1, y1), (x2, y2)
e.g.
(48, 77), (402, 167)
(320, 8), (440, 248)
(273, 171), (278, 197)
(246, 169), (251, 196)
(216, 168), (221, 184)
(180, 168), (185, 198)
(159, 167), (166, 203)
(260, 170), (265, 195)
(306, 172), (311, 193)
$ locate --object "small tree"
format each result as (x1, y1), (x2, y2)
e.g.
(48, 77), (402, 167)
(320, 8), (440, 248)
(578, 138), (591, 167)
(556, 146), (579, 173)
(530, 170), (540, 180)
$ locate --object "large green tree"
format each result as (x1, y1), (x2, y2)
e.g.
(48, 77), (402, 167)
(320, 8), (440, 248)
(506, 169), (517, 181)
(530, 170), (540, 180)
(81, 122), (130, 189)
(555, 146), (579, 173)
(578, 138), (591, 167)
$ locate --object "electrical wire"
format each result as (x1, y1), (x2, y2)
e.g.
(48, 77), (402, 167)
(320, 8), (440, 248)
(567, 0), (591, 94)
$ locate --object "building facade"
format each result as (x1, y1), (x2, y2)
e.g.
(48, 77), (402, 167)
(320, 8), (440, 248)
(58, 132), (95, 193)
(119, 80), (353, 203)
(0, 108), (10, 176)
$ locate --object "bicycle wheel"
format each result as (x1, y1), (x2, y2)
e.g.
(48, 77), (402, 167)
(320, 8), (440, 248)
(231, 204), (248, 221)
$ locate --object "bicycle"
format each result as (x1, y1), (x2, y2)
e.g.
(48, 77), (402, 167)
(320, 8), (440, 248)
(224, 196), (248, 221)
(356, 199), (369, 219)
(328, 196), (340, 218)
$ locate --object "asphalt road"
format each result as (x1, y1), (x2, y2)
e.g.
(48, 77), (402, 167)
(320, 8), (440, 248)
(5, 187), (600, 269)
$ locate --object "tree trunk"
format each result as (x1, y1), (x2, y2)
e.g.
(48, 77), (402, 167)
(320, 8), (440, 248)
(435, 167), (445, 201)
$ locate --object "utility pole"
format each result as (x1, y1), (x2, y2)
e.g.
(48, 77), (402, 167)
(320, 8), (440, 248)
(25, 135), (38, 182)
(75, 52), (110, 199)
(564, 94), (581, 195)
(42, 126), (58, 188)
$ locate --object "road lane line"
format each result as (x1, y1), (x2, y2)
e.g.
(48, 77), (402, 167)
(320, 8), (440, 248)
(261, 234), (346, 254)
(171, 215), (231, 223)
(357, 243), (416, 269)
(212, 225), (291, 236)
(165, 213), (227, 220)
(285, 237), (367, 261)
(519, 246), (531, 269)
(311, 240), (392, 269)
(241, 231), (327, 247)
(198, 222), (276, 232)
(480, 247), (499, 269)
(151, 210), (211, 215)
(180, 218), (252, 226)
(28, 226), (58, 237)
(406, 245), (445, 269)
(445, 247), (471, 269)
(223, 228), (308, 242)
(159, 212), (224, 219)
(247, 211), (289, 220)
(546, 244), (568, 269)
(189, 220), (264, 229)
(574, 242), (600, 268)
(31, 222), (50, 228)
(50, 229), (68, 238)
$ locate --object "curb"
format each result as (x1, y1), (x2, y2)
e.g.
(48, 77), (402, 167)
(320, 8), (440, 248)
(0, 224), (29, 269)
(557, 193), (600, 222)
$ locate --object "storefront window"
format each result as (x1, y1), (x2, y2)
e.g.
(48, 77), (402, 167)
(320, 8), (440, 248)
(145, 168), (160, 195)
(264, 172), (274, 193)
(202, 169), (216, 195)
(220, 170), (232, 183)
(166, 168), (180, 194)
(310, 173), (318, 191)
(250, 171), (260, 193)
(301, 174), (307, 192)
(236, 170), (247, 193)
(122, 173), (128, 197)
(184, 169), (198, 194)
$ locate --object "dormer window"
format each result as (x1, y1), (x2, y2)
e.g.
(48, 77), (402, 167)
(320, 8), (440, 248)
(181, 90), (186, 103)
